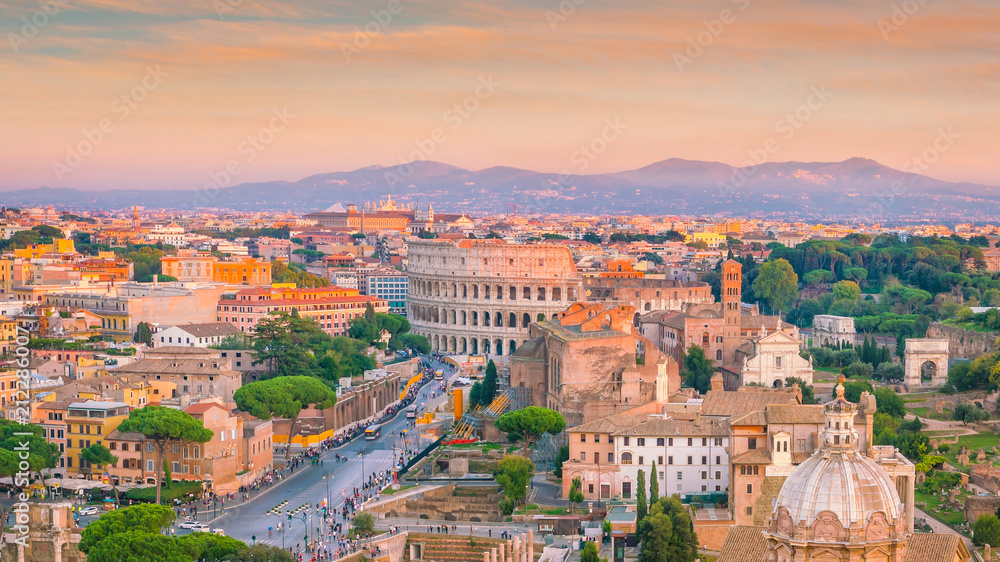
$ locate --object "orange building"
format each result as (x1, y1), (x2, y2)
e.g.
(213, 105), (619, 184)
(217, 286), (389, 337)
(212, 258), (272, 286)
(162, 250), (271, 285)
(600, 260), (644, 279)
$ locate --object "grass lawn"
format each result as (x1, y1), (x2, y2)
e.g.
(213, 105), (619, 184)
(124, 480), (203, 504)
(942, 319), (995, 333)
(936, 431), (1000, 473)
(381, 484), (416, 496)
(915, 489), (972, 528)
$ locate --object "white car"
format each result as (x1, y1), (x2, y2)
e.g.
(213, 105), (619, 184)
(212, 529), (226, 536)
(178, 521), (206, 530)
(79, 507), (100, 516)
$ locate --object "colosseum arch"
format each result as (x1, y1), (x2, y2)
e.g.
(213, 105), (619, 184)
(495, 312), (503, 327)
(460, 337), (467, 353)
(510, 286), (517, 300)
(461, 311), (467, 325)
(473, 285), (479, 299)
(523, 313), (530, 328)
(552, 287), (561, 301)
(495, 339), (503, 356)
(523, 287), (531, 299)
(483, 312), (491, 327)
(509, 340), (517, 354)
(484, 285), (491, 299)
(472, 311), (478, 326)
(509, 312), (516, 327)
(496, 285), (503, 300)
(462, 284), (467, 298)
(471, 339), (478, 354)
(482, 338), (491, 355)
(449, 309), (456, 324)
(537, 287), (546, 301)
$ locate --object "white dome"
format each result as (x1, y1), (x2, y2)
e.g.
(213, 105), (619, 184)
(775, 448), (903, 528)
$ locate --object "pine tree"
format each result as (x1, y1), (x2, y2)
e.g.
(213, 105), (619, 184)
(649, 461), (659, 504)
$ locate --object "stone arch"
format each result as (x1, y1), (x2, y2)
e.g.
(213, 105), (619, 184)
(473, 285), (479, 299)
(509, 340), (517, 354)
(552, 287), (562, 301)
(568, 287), (576, 301)
(449, 336), (457, 353)
(484, 311), (491, 327)
(523, 286), (531, 300)
(509, 312), (516, 327)
(462, 284), (467, 298)
(644, 303), (651, 311)
(449, 309), (456, 324)
(472, 311), (478, 326)
(523, 313), (530, 328)
(483, 338), (491, 355)
(484, 285), (491, 299)
(495, 338), (503, 356)
(461, 310), (467, 325)
(537, 287), (546, 301)
(496, 285), (503, 300)
(495, 311), (503, 327)
(510, 286), (517, 300)
(903, 338), (948, 387)
(471, 338), (478, 354)
(460, 337), (467, 353)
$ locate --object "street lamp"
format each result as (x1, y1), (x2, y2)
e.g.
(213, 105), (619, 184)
(322, 471), (331, 519)
(360, 451), (366, 488)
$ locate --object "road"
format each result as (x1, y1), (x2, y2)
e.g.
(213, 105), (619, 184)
(201, 356), (454, 550)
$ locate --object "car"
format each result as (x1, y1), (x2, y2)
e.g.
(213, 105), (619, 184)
(79, 506), (100, 516)
(213, 529), (226, 536)
(178, 521), (205, 530)
(189, 524), (210, 533)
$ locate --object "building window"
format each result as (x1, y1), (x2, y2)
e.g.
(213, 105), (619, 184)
(740, 466), (746, 475)
(714, 438), (723, 446)
(746, 484), (753, 494)
(715, 471), (721, 479)
(687, 456), (692, 464)
(775, 356), (782, 368)
(656, 438), (664, 446)
(668, 456), (673, 465)
(701, 471), (708, 479)
(621, 452), (633, 465)
(748, 438), (757, 450)
(580, 434), (586, 442)
(687, 438), (692, 446)
(637, 438), (645, 446)
(588, 484), (594, 494)
(638, 456), (644, 465)
(746, 506), (753, 516)
(676, 472), (682, 480)
(623, 437), (629, 446)
(580, 452), (586, 461)
(658, 456), (664, 465)
(702, 456), (707, 464)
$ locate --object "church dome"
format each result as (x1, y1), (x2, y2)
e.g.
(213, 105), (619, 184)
(769, 376), (905, 542)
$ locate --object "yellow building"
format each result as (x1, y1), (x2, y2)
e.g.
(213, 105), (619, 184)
(162, 251), (271, 286)
(65, 400), (130, 477)
(12, 238), (76, 259)
(0, 316), (17, 356)
(0, 258), (14, 295)
(685, 231), (727, 248)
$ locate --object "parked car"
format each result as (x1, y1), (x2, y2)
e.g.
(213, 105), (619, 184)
(79, 506), (100, 516)
(178, 521), (205, 530)
(213, 529), (226, 536)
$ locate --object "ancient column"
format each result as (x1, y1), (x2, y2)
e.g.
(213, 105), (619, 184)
(528, 530), (534, 562)
(520, 533), (527, 562)
(492, 547), (498, 562)
(484, 552), (490, 562)
(499, 541), (505, 562)
(513, 535), (520, 562)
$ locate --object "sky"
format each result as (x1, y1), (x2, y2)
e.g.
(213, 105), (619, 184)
(1, 0), (998, 191)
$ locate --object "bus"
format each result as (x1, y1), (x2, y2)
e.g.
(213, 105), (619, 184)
(434, 370), (444, 381)
(365, 424), (382, 440)
(406, 405), (418, 419)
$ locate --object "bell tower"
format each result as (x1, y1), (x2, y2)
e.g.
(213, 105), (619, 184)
(722, 259), (742, 365)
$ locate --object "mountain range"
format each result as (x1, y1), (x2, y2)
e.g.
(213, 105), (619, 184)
(2, 157), (997, 220)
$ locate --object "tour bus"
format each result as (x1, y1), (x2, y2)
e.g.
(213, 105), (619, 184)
(434, 370), (444, 381)
(406, 405), (418, 418)
(365, 424), (382, 440)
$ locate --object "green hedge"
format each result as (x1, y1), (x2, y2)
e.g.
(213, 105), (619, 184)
(124, 480), (204, 504)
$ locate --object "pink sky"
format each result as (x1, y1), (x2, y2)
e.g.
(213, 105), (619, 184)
(1, 0), (998, 191)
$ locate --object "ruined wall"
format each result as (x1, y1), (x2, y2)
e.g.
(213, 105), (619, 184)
(926, 322), (1000, 359)
(965, 495), (1000, 523)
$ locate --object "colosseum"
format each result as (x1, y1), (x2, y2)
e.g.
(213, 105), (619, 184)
(407, 239), (584, 356)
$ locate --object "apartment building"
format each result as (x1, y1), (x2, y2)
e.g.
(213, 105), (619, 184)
(64, 400), (130, 477)
(366, 267), (408, 314)
(217, 286), (388, 337)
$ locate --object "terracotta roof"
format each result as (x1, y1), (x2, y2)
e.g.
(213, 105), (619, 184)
(729, 410), (767, 427)
(700, 388), (800, 418)
(111, 358), (240, 377)
(904, 531), (969, 562)
(185, 401), (226, 415)
(717, 526), (769, 562)
(569, 413), (642, 434)
(731, 448), (771, 464)
(167, 322), (240, 338)
(762, 404), (825, 425)
(613, 417), (729, 437)
(739, 314), (786, 330)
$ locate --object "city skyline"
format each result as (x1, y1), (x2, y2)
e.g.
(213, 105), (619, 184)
(2, 0), (998, 191)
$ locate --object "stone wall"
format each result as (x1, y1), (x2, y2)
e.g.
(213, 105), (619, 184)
(2, 502), (86, 562)
(965, 495), (1000, 523)
(371, 483), (505, 522)
(926, 322), (1000, 359)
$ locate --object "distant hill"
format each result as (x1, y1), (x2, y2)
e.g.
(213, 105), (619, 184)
(2, 158), (998, 220)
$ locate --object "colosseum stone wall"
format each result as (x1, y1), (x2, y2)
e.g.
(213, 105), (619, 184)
(407, 239), (583, 356)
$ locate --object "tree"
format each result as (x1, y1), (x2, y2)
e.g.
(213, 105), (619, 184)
(116, 406), (213, 504)
(494, 406), (566, 457)
(483, 359), (498, 406)
(353, 512), (376, 536)
(636, 469), (648, 525)
(582, 232), (602, 245)
(80, 443), (120, 502)
(973, 514), (1000, 546)
(176, 533), (247, 562)
(637, 496), (699, 562)
(398, 333), (431, 354)
(569, 476), (584, 513)
(580, 541), (600, 562)
(85, 531), (189, 562)
(494, 455), (535, 505)
(32, 224), (63, 238)
(80, 504), (176, 553)
(681, 345), (714, 394)
(0, 420), (61, 532)
(843, 380), (874, 403)
(953, 402), (990, 425)
(649, 461), (659, 503)
(133, 321), (153, 346)
(874, 388), (906, 418)
(785, 377), (818, 404)
(211, 333), (251, 350)
(233, 376), (336, 460)
(832, 280), (861, 301)
(251, 311), (324, 377)
(752, 259), (798, 313)
(553, 445), (569, 478)
(469, 382), (485, 409)
(222, 544), (294, 562)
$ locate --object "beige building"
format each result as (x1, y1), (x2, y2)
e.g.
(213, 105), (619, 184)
(812, 314), (856, 347)
(108, 346), (242, 402)
(407, 239), (584, 356)
(734, 331), (814, 388)
(510, 302), (680, 427)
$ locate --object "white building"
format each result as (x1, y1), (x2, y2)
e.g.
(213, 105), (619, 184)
(612, 416), (730, 500)
(811, 315), (855, 347)
(739, 331), (814, 387)
(154, 322), (241, 348)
